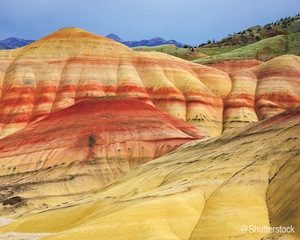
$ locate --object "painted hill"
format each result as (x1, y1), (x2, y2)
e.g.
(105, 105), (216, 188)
(0, 37), (34, 50)
(0, 106), (299, 240)
(0, 27), (299, 240)
(0, 28), (299, 140)
(0, 27), (232, 138)
(0, 98), (204, 215)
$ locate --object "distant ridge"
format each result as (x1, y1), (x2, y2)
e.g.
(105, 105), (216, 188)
(0, 34), (184, 50)
(0, 37), (34, 49)
(106, 33), (185, 47)
(106, 33), (122, 42)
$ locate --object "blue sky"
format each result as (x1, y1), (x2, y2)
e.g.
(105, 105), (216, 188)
(0, 0), (299, 45)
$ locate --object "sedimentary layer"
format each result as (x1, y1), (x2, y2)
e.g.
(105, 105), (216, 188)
(0, 98), (204, 214)
(0, 28), (230, 138)
(212, 57), (300, 131)
(255, 54), (300, 120)
(0, 28), (299, 136)
(223, 70), (258, 130)
(1, 107), (299, 240)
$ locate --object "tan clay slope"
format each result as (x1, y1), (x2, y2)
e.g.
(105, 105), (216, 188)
(0, 27), (231, 138)
(1, 107), (299, 240)
(217, 56), (300, 131)
(0, 97), (204, 215)
(255, 55), (300, 119)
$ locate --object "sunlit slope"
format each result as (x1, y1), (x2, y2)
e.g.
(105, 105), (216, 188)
(194, 32), (300, 64)
(1, 107), (299, 240)
(133, 32), (300, 62)
(133, 44), (208, 60)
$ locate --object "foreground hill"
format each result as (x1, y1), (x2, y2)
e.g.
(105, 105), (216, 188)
(1, 106), (299, 240)
(0, 98), (204, 215)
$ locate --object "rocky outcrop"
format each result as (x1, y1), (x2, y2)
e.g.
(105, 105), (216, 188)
(1, 107), (299, 240)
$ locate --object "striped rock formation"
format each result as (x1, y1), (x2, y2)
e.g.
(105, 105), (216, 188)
(0, 98), (204, 214)
(223, 70), (258, 130)
(0, 28), (299, 240)
(1, 107), (299, 240)
(0, 28), (299, 137)
(255, 55), (300, 120)
(208, 57), (300, 131)
(0, 27), (231, 138)
(0, 49), (19, 97)
(208, 60), (260, 130)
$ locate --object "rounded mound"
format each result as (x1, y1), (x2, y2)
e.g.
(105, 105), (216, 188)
(0, 98), (205, 213)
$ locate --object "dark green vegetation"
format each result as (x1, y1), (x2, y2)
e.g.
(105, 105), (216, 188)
(199, 14), (300, 48)
(134, 14), (300, 63)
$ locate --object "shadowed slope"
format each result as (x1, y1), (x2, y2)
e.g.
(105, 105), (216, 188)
(1, 107), (299, 240)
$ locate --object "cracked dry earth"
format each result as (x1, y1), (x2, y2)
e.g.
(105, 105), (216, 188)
(0, 107), (299, 240)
